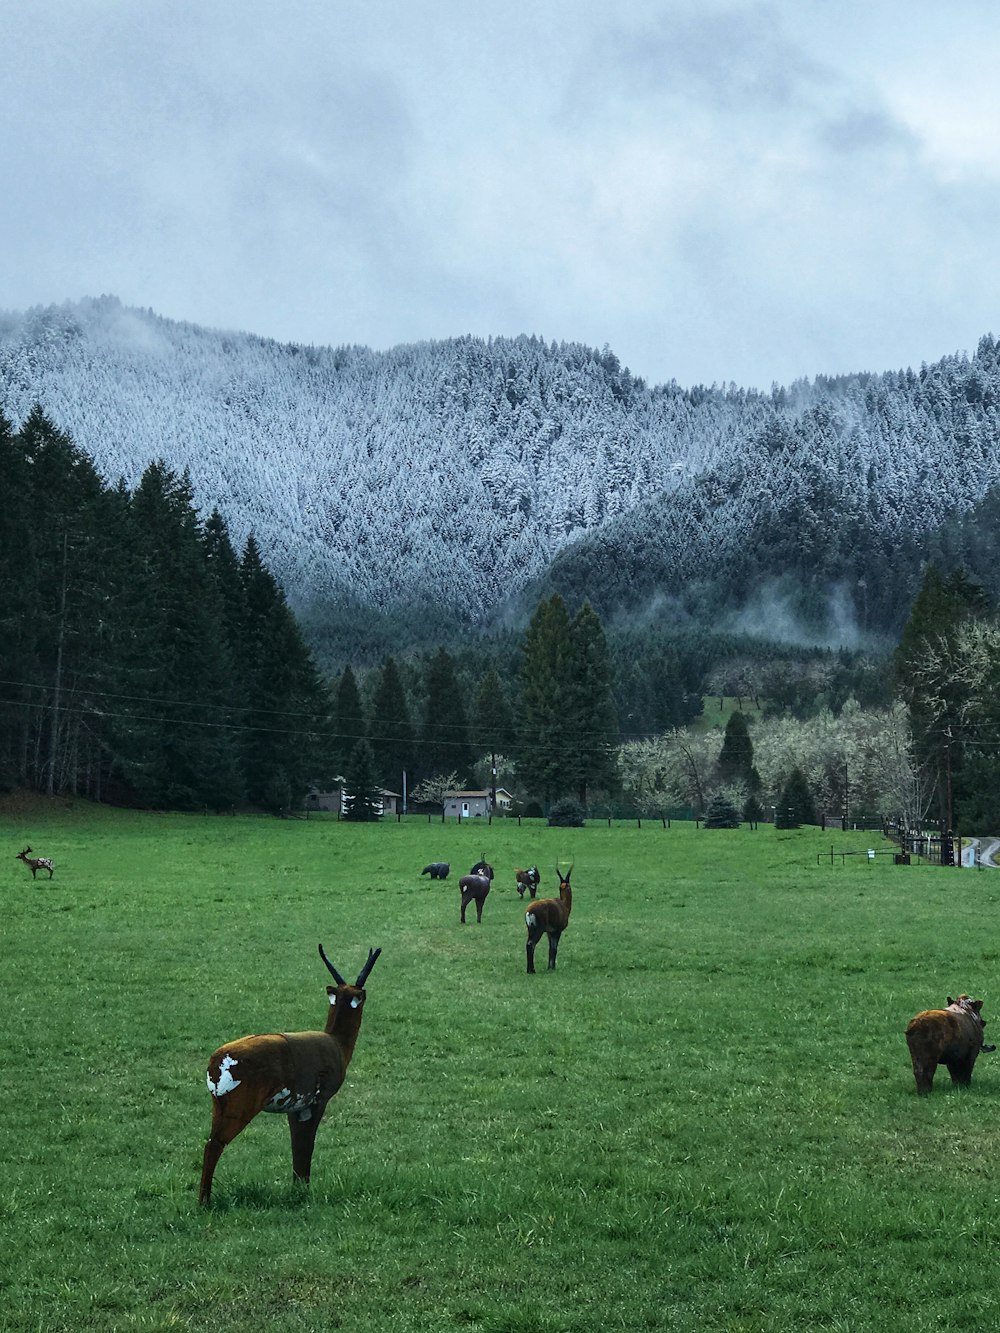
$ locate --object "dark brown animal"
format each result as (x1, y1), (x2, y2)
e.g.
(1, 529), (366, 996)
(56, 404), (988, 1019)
(515, 866), (540, 898)
(199, 944), (381, 1205)
(524, 864), (573, 973)
(16, 847), (54, 879)
(905, 994), (994, 1094)
(459, 873), (492, 923)
(421, 862), (450, 879)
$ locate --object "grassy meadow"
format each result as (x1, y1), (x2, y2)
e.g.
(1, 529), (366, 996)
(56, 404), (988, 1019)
(3, 801), (1000, 1332)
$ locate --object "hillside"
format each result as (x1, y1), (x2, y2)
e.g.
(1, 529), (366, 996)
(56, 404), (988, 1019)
(4, 297), (1000, 649)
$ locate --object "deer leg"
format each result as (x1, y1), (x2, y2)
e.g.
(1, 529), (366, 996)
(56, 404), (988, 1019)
(288, 1101), (328, 1184)
(199, 1087), (274, 1205)
(526, 929), (542, 973)
(476, 896), (484, 923)
(547, 930), (561, 970)
(460, 892), (469, 923)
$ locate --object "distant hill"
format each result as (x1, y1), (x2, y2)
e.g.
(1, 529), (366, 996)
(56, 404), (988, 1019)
(4, 296), (1000, 653)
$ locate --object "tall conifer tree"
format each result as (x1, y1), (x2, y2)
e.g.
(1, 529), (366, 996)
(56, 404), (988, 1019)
(421, 647), (473, 781)
(368, 656), (413, 791)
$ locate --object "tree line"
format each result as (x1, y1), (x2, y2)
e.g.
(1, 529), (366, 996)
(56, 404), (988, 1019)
(1, 408), (625, 813)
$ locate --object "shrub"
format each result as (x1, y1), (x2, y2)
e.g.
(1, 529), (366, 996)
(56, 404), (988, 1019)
(704, 793), (741, 828)
(548, 797), (585, 827)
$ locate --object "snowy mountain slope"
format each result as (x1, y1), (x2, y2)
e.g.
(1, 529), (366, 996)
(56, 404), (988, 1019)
(3, 297), (1000, 640)
(0, 297), (739, 622)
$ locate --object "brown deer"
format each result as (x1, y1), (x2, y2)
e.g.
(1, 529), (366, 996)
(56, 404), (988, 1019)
(199, 943), (381, 1205)
(524, 864), (573, 973)
(905, 993), (995, 1094)
(16, 847), (54, 879)
(514, 866), (540, 898)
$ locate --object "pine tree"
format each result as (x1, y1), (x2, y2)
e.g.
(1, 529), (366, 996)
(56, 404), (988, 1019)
(332, 666), (367, 779)
(368, 656), (414, 791)
(420, 647), (473, 781)
(776, 767), (818, 828)
(517, 595), (618, 807)
(108, 462), (244, 809)
(895, 563), (992, 827)
(717, 711), (755, 784)
(472, 668), (515, 758)
(564, 601), (619, 803)
(343, 738), (381, 821)
(238, 535), (332, 807)
(517, 593), (572, 805)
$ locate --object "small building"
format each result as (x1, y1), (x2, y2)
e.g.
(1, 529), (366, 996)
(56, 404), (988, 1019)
(494, 787), (516, 815)
(306, 787), (401, 816)
(443, 789), (492, 818)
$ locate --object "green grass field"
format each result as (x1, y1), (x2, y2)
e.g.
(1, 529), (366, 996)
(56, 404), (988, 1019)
(3, 801), (1000, 1332)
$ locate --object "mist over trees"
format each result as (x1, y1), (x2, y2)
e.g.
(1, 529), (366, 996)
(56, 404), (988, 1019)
(8, 300), (1000, 662)
(12, 303), (1000, 831)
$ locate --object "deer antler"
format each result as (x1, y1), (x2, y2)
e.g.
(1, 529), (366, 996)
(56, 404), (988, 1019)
(318, 942), (347, 985)
(355, 947), (382, 987)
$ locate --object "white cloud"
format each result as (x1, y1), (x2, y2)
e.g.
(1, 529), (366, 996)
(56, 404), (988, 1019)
(3, 0), (1000, 388)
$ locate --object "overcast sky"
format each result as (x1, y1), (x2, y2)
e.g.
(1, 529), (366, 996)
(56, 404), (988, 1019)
(4, 1), (999, 389)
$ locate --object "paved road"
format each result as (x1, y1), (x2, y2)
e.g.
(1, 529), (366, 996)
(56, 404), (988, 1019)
(963, 837), (1000, 867)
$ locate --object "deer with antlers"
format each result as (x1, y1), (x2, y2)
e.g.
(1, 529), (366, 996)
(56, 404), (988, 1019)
(199, 943), (381, 1205)
(16, 847), (54, 879)
(524, 864), (573, 973)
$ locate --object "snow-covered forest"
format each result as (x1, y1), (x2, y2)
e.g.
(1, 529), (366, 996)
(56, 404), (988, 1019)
(5, 297), (1000, 660)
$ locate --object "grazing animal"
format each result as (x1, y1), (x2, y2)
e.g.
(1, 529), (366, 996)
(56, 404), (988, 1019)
(905, 994), (995, 1094)
(199, 943), (381, 1205)
(470, 857), (494, 880)
(515, 866), (540, 898)
(16, 847), (54, 879)
(525, 864), (573, 973)
(421, 862), (450, 880)
(459, 872), (492, 923)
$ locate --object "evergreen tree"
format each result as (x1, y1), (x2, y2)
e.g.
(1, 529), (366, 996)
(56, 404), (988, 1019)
(0, 412), (37, 789)
(332, 666), (367, 778)
(472, 668), (515, 758)
(420, 647), (473, 781)
(343, 738), (381, 821)
(517, 593), (572, 806)
(564, 601), (619, 803)
(239, 535), (332, 807)
(368, 656), (414, 791)
(704, 792), (741, 828)
(717, 711), (755, 784)
(517, 594), (618, 807)
(895, 563), (992, 827)
(108, 462), (244, 809)
(776, 767), (818, 828)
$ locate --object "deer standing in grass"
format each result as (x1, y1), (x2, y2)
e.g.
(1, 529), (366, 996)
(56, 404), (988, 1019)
(514, 866), (540, 898)
(525, 864), (572, 973)
(459, 855), (494, 924)
(199, 944), (381, 1205)
(16, 847), (54, 879)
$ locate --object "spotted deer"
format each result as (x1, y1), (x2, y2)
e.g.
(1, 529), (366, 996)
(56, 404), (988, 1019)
(199, 944), (381, 1204)
(16, 847), (54, 879)
(524, 864), (573, 973)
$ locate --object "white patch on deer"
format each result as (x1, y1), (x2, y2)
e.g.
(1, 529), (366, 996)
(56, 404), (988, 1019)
(525, 911), (536, 927)
(207, 1054), (242, 1097)
(351, 997), (360, 1008)
(263, 1087), (314, 1115)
